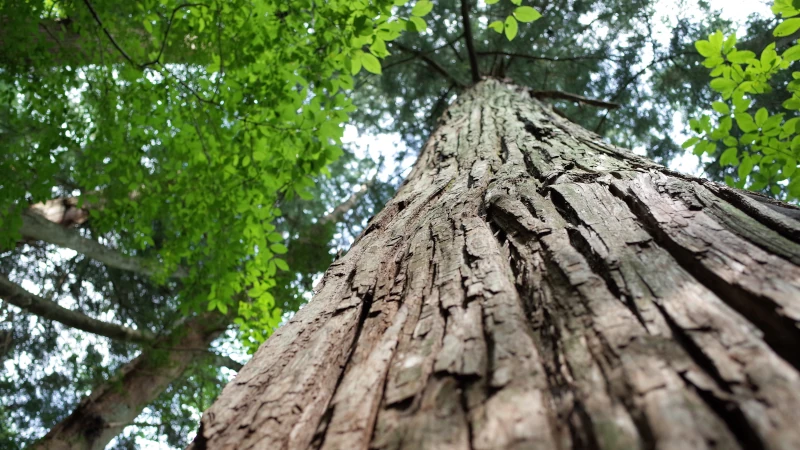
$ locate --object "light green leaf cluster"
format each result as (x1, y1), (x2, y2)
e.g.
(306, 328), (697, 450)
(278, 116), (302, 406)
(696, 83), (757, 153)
(684, 11), (800, 200)
(486, 1), (541, 41)
(0, 0), (413, 352)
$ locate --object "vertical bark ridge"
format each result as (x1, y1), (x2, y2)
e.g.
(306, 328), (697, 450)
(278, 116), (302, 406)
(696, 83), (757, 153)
(193, 80), (800, 450)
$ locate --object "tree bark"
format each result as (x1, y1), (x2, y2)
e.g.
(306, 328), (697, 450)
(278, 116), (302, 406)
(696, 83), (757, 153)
(191, 79), (800, 450)
(33, 314), (227, 450)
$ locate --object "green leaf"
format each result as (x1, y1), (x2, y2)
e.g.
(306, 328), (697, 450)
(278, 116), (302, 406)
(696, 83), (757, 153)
(411, 0), (433, 17)
(725, 175), (735, 187)
(784, 117), (800, 134)
(735, 113), (758, 132)
(723, 33), (737, 54)
(485, 0), (499, 3)
(785, 157), (798, 177)
(361, 53), (382, 74)
(755, 107), (768, 127)
(784, 44), (800, 61)
(513, 6), (541, 23)
(510, 0), (522, 5)
(408, 16), (427, 32)
(695, 40), (715, 57)
(712, 101), (730, 115)
(709, 30), (724, 49)
(775, 18), (800, 36)
(504, 15), (518, 41)
(762, 113), (784, 131)
(720, 147), (738, 166)
(270, 243), (288, 254)
(709, 78), (737, 95)
(773, 0), (800, 18)
(370, 38), (388, 57)
(739, 156), (755, 178)
(488, 20), (504, 33)
(703, 56), (724, 68)
(727, 50), (756, 63)
(350, 52), (363, 75)
(681, 136), (700, 149)
(723, 136), (739, 147)
(274, 258), (289, 271)
(783, 97), (800, 110)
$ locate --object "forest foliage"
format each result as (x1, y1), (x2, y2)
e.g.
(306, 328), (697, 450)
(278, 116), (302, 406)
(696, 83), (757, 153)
(684, 0), (800, 200)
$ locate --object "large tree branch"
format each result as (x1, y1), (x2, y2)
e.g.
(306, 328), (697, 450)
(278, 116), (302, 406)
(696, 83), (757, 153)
(460, 0), (481, 83)
(0, 274), (156, 343)
(20, 210), (189, 279)
(33, 313), (228, 450)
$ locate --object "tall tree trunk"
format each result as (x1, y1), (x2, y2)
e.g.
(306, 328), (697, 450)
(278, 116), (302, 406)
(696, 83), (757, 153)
(33, 314), (227, 450)
(191, 80), (800, 450)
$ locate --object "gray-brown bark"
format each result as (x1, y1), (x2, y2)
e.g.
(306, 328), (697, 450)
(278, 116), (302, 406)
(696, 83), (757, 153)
(32, 314), (227, 450)
(192, 80), (800, 450)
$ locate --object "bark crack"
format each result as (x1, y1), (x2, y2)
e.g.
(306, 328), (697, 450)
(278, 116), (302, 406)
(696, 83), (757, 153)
(608, 182), (800, 371)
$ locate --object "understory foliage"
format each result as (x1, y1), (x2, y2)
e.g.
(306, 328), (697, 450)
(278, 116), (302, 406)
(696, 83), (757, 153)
(685, 0), (800, 200)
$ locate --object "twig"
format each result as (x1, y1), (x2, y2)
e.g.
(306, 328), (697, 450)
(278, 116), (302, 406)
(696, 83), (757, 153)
(393, 42), (466, 89)
(142, 3), (209, 68)
(460, 0), (481, 83)
(531, 90), (620, 110)
(593, 51), (693, 132)
(81, 0), (138, 66)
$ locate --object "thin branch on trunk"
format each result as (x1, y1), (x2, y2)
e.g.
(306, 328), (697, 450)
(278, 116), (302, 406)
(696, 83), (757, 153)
(476, 50), (609, 63)
(531, 90), (620, 110)
(393, 42), (466, 89)
(460, 0), (481, 83)
(19, 210), (189, 279)
(0, 274), (156, 343)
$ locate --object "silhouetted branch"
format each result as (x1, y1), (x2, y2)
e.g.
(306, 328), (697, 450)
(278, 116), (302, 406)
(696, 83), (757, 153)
(476, 50), (609, 63)
(0, 275), (156, 343)
(531, 90), (620, 110)
(393, 42), (466, 89)
(460, 0), (481, 83)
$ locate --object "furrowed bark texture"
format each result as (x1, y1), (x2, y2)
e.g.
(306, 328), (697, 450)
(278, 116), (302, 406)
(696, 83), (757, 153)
(33, 314), (227, 450)
(192, 80), (800, 450)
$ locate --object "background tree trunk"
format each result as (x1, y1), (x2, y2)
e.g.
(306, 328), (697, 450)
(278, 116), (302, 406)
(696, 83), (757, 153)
(191, 80), (800, 450)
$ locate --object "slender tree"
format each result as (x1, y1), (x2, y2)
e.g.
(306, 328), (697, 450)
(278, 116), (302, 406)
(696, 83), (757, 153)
(193, 10), (800, 450)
